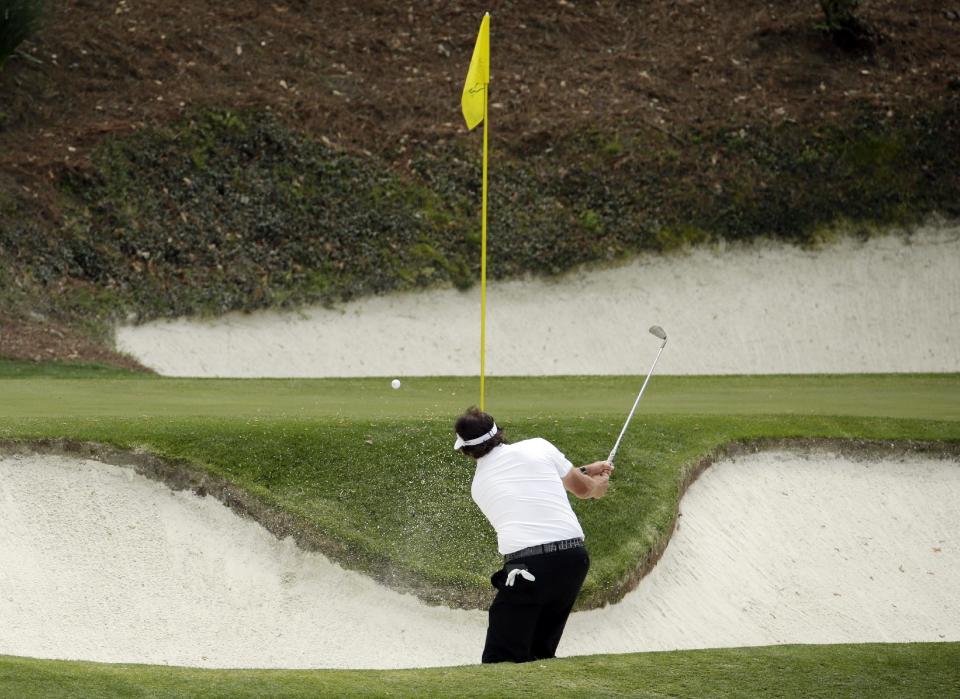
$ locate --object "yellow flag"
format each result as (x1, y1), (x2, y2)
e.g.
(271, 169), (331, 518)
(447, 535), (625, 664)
(461, 13), (490, 130)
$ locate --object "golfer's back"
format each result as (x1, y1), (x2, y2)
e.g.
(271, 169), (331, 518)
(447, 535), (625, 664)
(471, 438), (585, 555)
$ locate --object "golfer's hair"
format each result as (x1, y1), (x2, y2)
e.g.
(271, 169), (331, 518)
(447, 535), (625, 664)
(455, 407), (506, 459)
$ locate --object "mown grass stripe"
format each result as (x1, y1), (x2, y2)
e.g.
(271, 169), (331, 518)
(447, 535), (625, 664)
(2, 643), (959, 698)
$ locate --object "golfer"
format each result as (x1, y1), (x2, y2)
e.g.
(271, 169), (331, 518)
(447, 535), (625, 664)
(454, 407), (612, 664)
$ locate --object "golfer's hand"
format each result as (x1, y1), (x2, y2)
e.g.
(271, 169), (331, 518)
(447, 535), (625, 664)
(591, 473), (610, 499)
(582, 461), (613, 477)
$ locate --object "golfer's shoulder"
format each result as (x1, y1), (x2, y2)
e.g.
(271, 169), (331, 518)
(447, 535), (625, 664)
(513, 437), (560, 454)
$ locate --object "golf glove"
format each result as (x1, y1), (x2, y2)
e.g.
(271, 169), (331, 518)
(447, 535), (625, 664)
(505, 568), (536, 587)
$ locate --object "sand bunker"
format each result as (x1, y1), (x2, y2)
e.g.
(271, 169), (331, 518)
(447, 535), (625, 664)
(1, 449), (957, 669)
(115, 226), (960, 377)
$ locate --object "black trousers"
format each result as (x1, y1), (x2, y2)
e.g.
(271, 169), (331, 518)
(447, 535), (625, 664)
(481, 546), (590, 664)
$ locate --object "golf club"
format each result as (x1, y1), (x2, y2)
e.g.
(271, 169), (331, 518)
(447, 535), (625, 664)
(607, 325), (668, 464)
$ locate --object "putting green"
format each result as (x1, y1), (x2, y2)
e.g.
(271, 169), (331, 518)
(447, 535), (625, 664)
(1, 372), (958, 421)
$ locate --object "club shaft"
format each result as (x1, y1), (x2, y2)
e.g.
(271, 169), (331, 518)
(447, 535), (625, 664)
(607, 342), (666, 463)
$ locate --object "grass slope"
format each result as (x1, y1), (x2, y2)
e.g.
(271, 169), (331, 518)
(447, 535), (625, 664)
(0, 359), (145, 379)
(2, 643), (959, 698)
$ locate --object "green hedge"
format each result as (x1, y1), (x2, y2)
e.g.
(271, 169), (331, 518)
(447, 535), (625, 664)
(1, 100), (957, 327)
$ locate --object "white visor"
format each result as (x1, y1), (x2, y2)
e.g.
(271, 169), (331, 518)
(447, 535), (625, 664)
(454, 423), (498, 451)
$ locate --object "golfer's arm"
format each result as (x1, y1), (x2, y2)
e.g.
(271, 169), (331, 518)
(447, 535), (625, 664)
(562, 468), (607, 499)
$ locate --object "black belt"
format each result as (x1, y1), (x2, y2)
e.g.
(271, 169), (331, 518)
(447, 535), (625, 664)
(504, 537), (584, 562)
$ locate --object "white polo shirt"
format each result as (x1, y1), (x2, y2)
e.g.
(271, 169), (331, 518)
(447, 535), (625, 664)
(470, 438), (585, 555)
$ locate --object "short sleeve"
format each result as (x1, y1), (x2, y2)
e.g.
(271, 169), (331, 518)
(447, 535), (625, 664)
(539, 438), (573, 478)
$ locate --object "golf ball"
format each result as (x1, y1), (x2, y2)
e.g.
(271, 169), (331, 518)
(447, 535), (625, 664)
(391, 379), (401, 390)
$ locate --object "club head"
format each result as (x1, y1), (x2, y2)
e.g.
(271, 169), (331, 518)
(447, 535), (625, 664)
(649, 325), (667, 341)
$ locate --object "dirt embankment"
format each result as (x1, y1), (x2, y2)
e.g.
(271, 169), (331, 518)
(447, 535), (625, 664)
(1, 1), (958, 366)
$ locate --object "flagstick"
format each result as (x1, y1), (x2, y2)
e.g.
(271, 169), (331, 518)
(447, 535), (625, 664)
(479, 81), (489, 411)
